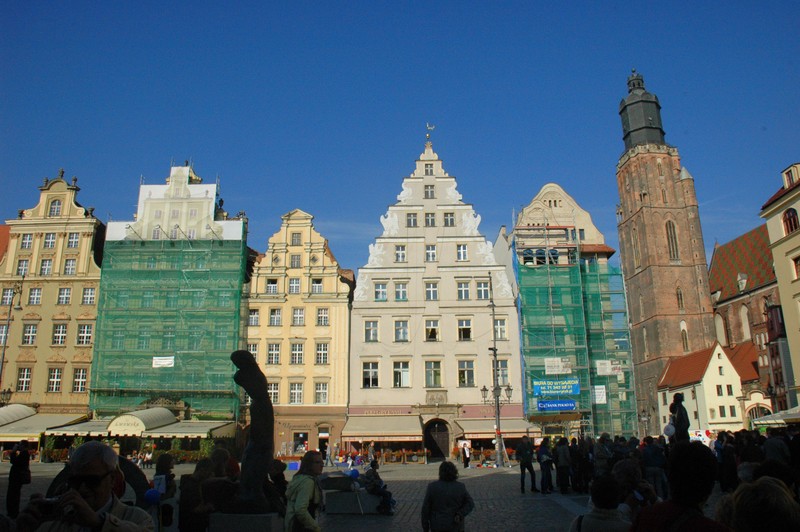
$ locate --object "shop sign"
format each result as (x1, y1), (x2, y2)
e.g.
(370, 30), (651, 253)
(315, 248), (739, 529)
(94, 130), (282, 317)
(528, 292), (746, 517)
(532, 378), (579, 396)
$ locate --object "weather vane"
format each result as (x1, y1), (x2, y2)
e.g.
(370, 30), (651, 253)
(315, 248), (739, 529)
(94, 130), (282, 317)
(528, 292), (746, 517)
(426, 122), (435, 140)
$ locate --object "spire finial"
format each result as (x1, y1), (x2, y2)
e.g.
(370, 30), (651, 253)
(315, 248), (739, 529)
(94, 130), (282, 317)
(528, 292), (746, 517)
(426, 122), (435, 141)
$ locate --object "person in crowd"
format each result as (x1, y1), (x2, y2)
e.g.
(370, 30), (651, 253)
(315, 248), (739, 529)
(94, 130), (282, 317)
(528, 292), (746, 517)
(594, 433), (612, 477)
(143, 449), (153, 469)
(537, 437), (554, 494)
(368, 441), (375, 462)
(555, 437), (572, 494)
(762, 427), (791, 466)
(153, 453), (177, 501)
(517, 435), (538, 493)
(213, 440), (240, 481)
(568, 475), (628, 532)
(719, 433), (739, 492)
(721, 475), (800, 530)
(569, 437), (583, 493)
(16, 440), (154, 531)
(363, 460), (395, 515)
(285, 451), (323, 532)
(630, 441), (729, 531)
(460, 442), (470, 469)
(268, 458), (289, 502)
(669, 393), (690, 442)
(421, 461), (474, 532)
(178, 458), (214, 532)
(7, 439), (31, 518)
(642, 436), (668, 499)
(612, 458), (659, 523)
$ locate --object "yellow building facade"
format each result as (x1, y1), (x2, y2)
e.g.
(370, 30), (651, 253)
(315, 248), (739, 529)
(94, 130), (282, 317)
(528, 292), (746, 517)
(246, 209), (353, 457)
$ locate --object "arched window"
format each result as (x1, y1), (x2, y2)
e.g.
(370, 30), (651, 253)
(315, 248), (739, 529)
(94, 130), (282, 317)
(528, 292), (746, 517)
(740, 305), (751, 340)
(666, 221), (679, 260)
(676, 287), (684, 310)
(48, 199), (62, 217)
(535, 249), (546, 265)
(783, 208), (800, 235)
(522, 249), (534, 265)
(681, 330), (689, 352)
(715, 313), (728, 346)
(662, 189), (667, 204)
(632, 227), (641, 267)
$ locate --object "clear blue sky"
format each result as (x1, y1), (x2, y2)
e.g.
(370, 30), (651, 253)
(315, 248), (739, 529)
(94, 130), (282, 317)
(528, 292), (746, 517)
(2, 2), (798, 272)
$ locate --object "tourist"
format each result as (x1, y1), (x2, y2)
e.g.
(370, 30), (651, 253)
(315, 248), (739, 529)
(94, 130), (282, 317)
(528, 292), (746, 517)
(460, 442), (470, 469)
(285, 451), (323, 532)
(517, 435), (538, 493)
(669, 393), (690, 443)
(568, 475), (628, 532)
(421, 461), (474, 532)
(178, 458), (214, 532)
(537, 437), (554, 494)
(363, 460), (395, 515)
(6, 439), (31, 518)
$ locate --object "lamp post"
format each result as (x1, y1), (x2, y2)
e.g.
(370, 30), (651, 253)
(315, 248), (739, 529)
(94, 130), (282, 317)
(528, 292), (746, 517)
(0, 275), (24, 400)
(0, 388), (12, 407)
(485, 273), (513, 468)
(639, 409), (651, 437)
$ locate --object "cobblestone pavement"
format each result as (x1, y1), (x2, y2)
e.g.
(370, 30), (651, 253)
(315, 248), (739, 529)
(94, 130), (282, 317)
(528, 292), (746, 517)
(0, 460), (724, 531)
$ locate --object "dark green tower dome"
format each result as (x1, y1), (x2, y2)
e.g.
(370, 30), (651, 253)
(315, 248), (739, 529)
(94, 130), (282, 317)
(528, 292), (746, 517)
(619, 70), (666, 150)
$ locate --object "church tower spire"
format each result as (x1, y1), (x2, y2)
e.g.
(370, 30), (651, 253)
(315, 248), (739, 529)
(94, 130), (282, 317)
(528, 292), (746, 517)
(619, 70), (666, 150)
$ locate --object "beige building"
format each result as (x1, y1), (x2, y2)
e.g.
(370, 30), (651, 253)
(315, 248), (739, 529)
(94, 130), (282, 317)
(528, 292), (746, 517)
(760, 162), (800, 408)
(0, 171), (104, 413)
(347, 138), (523, 460)
(246, 209), (353, 457)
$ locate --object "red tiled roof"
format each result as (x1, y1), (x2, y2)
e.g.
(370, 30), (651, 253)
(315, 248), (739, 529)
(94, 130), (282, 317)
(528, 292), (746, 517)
(657, 345), (716, 390)
(0, 226), (9, 264)
(726, 341), (759, 383)
(762, 178), (800, 211)
(708, 225), (775, 302)
(580, 244), (616, 257)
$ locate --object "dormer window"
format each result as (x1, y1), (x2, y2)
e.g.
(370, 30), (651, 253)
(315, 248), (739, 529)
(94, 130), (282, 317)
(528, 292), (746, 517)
(48, 200), (62, 217)
(424, 163), (433, 176)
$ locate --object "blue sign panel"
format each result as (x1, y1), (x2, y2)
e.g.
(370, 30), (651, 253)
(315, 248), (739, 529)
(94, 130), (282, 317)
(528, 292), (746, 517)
(532, 378), (580, 396)
(537, 400), (577, 412)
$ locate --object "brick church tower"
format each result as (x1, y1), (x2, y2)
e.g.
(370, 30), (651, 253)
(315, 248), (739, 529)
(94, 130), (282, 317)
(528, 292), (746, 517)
(615, 71), (715, 423)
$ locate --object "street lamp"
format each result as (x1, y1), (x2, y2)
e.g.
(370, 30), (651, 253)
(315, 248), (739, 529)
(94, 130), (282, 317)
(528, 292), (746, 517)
(0, 275), (24, 399)
(483, 273), (513, 468)
(639, 409), (651, 437)
(0, 388), (12, 406)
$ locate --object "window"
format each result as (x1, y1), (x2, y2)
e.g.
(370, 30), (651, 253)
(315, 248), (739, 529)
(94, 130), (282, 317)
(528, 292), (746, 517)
(444, 213), (455, 227)
(393, 361), (410, 388)
(425, 213), (436, 227)
(291, 232), (302, 246)
(719, 405), (726, 418)
(170, 209), (179, 219)
(477, 281), (490, 300)
(47, 367), (62, 392)
(289, 383), (303, 404)
(425, 282), (438, 301)
(72, 368), (87, 392)
(425, 361), (442, 387)
(494, 318), (507, 340)
(22, 324), (37, 345)
(78, 323), (93, 345)
(494, 359), (509, 385)
(425, 245), (437, 262)
(315, 382), (328, 404)
(16, 259), (29, 276)
(64, 259), (77, 275)
(395, 245), (407, 262)
(364, 321), (378, 342)
(458, 360), (475, 387)
(311, 279), (323, 294)
(28, 288), (42, 305)
(0, 324), (6, 345)
(269, 309), (282, 326)
(374, 282), (387, 301)
(424, 163), (433, 176)
(57, 288), (71, 305)
(213, 328), (228, 350)
(52, 324), (67, 345)
(406, 213), (418, 227)
(152, 227), (161, 240)
(290, 343), (304, 364)
(48, 200), (62, 217)
(20, 234), (32, 249)
(666, 221), (680, 261)
(163, 327), (175, 350)
(395, 282), (408, 301)
(267, 343), (280, 364)
(315, 343), (329, 365)
(292, 308), (305, 326)
(17, 368), (32, 392)
(39, 258), (53, 276)
(189, 208), (198, 219)
(681, 330), (689, 352)
(676, 287), (684, 310)
(425, 319), (439, 341)
(187, 328), (202, 350)
(169, 227), (178, 240)
(662, 392), (668, 405)
(716, 385), (723, 397)
(457, 281), (470, 300)
(784, 208), (800, 235)
(43, 233), (56, 248)
(112, 331), (125, 350)
(290, 254), (301, 268)
(458, 319), (472, 341)
(726, 384), (733, 396)
(394, 320), (409, 342)
(288, 278), (300, 294)
(729, 405), (736, 417)
(363, 362), (379, 388)
(138, 331), (151, 350)
(456, 244), (468, 261)
(266, 279), (278, 294)
(424, 184), (435, 198)
(267, 383), (279, 404)
(81, 288), (95, 305)
(718, 366), (724, 376)
(316, 308), (329, 326)
(248, 310), (260, 326)
(166, 293), (177, 308)
(1, 289), (13, 306)
(66, 232), (79, 248)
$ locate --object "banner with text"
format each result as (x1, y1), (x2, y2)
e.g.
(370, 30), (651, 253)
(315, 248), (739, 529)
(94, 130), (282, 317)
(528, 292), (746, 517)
(532, 378), (580, 396)
(537, 400), (577, 411)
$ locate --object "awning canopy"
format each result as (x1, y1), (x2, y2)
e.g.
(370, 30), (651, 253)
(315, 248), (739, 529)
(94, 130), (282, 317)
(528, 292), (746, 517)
(0, 405), (37, 426)
(45, 420), (112, 437)
(142, 421), (235, 439)
(107, 408), (178, 437)
(341, 415), (422, 442)
(455, 418), (538, 439)
(0, 413), (88, 442)
(752, 406), (800, 427)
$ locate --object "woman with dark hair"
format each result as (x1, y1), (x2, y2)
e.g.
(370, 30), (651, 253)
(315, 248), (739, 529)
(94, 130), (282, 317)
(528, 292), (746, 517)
(537, 437), (555, 494)
(670, 393), (690, 443)
(285, 451), (323, 531)
(154, 452), (177, 500)
(421, 461), (474, 532)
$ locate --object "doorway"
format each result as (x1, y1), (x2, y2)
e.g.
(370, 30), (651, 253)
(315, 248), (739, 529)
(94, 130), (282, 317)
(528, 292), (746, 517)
(424, 419), (450, 461)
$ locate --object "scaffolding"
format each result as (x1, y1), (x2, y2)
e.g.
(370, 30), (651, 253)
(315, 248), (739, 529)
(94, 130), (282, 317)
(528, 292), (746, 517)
(90, 238), (247, 419)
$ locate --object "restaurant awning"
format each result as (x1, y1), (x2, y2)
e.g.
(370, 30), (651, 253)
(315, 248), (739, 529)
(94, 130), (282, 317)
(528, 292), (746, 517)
(0, 413), (88, 442)
(341, 415), (423, 442)
(142, 420), (235, 439)
(0, 405), (38, 426)
(45, 420), (112, 437)
(752, 405), (800, 427)
(455, 418), (539, 439)
(107, 408), (178, 437)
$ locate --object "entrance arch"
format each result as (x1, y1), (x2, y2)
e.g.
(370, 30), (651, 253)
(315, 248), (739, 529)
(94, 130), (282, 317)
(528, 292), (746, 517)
(424, 419), (450, 461)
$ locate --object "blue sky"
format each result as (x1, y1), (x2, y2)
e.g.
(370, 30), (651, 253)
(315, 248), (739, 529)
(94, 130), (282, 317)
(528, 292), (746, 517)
(2, 2), (798, 272)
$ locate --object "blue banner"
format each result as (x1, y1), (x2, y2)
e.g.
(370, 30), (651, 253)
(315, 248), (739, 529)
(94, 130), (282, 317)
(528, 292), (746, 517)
(532, 378), (580, 396)
(537, 400), (577, 411)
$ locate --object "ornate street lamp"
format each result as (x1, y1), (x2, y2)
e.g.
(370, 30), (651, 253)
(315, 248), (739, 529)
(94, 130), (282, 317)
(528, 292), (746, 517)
(0, 387), (12, 407)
